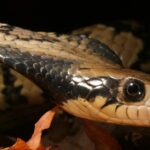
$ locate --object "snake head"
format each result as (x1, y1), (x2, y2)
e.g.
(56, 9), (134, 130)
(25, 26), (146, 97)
(62, 68), (150, 126)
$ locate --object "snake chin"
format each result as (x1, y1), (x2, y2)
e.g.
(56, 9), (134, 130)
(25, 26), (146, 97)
(61, 95), (150, 127)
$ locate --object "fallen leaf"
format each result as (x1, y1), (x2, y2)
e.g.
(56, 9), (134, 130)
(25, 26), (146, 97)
(2, 138), (30, 150)
(27, 107), (58, 149)
(1, 107), (59, 150)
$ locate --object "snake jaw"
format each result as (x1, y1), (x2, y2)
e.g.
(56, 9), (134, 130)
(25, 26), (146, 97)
(62, 97), (150, 126)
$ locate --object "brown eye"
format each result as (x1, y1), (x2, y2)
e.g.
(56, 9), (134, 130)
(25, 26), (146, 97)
(123, 79), (145, 102)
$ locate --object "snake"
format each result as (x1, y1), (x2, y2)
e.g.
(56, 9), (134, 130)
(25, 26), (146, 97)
(0, 22), (149, 127)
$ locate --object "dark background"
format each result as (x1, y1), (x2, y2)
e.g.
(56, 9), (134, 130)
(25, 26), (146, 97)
(0, 0), (149, 32)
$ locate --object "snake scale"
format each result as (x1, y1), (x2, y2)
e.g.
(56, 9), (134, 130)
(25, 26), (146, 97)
(0, 22), (149, 127)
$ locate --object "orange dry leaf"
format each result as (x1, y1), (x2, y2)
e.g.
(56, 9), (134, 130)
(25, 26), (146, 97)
(2, 138), (31, 150)
(1, 107), (59, 150)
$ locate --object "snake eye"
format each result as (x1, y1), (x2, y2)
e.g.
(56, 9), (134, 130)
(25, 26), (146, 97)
(123, 79), (145, 102)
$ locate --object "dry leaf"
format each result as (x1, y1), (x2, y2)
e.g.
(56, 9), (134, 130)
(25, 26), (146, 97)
(1, 107), (59, 150)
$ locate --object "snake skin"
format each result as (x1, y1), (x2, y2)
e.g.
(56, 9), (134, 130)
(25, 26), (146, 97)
(0, 23), (150, 127)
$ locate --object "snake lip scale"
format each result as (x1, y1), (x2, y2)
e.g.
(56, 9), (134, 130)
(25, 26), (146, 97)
(0, 22), (150, 126)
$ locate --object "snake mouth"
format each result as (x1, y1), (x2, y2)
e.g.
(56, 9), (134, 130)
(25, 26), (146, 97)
(61, 95), (150, 126)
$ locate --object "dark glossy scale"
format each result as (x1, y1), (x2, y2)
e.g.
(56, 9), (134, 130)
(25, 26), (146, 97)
(87, 39), (123, 66)
(0, 46), (73, 101)
(0, 44), (120, 106)
(65, 77), (119, 100)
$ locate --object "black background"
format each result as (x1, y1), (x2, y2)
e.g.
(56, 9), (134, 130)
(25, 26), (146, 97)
(0, 0), (149, 32)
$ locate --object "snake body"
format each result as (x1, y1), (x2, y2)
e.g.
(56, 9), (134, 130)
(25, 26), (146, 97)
(0, 23), (150, 126)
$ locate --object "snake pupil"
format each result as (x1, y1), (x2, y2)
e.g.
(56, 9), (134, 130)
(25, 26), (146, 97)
(124, 79), (145, 102)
